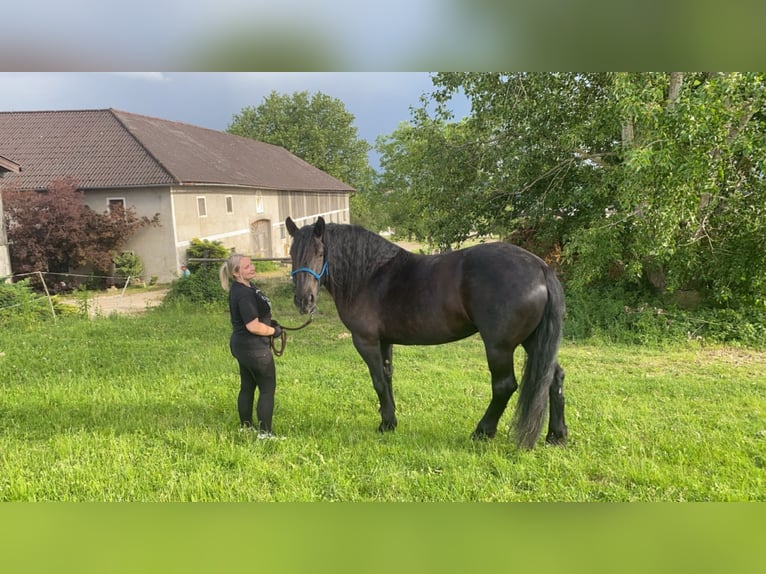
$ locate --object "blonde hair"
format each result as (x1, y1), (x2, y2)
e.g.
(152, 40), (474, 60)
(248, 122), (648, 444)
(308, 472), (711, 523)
(219, 253), (247, 292)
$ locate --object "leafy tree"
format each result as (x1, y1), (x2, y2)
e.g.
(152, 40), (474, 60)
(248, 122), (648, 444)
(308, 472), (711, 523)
(608, 72), (766, 306)
(2, 178), (159, 278)
(375, 118), (487, 249)
(379, 73), (766, 307)
(228, 90), (375, 200)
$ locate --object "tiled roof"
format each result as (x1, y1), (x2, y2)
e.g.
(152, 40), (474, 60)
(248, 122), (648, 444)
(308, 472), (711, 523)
(0, 154), (21, 173)
(0, 109), (354, 192)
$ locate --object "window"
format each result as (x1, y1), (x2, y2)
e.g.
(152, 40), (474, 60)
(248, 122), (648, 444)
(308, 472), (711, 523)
(197, 196), (207, 217)
(255, 191), (264, 213)
(107, 198), (126, 213)
(226, 195), (233, 214)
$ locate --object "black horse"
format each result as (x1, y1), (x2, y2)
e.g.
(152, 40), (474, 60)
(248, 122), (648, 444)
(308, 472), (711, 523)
(286, 216), (567, 448)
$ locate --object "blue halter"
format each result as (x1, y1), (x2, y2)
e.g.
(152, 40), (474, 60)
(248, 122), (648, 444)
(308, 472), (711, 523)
(291, 260), (328, 282)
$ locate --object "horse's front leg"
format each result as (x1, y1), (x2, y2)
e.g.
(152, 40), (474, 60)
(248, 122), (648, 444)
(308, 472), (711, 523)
(352, 335), (397, 432)
(381, 340), (394, 403)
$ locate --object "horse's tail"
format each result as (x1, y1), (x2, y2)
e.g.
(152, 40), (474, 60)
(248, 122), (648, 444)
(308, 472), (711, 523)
(513, 264), (565, 449)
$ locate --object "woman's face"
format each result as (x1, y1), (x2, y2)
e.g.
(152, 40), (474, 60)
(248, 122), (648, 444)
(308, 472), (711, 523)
(235, 257), (256, 283)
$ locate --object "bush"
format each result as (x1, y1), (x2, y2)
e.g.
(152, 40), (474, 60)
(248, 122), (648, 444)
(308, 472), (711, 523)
(564, 285), (766, 348)
(185, 238), (230, 273)
(254, 260), (281, 273)
(0, 279), (78, 324)
(0, 280), (49, 321)
(163, 266), (227, 308)
(113, 251), (144, 286)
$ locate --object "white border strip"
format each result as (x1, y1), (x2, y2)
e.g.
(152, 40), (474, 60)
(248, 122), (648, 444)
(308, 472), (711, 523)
(175, 228), (250, 248)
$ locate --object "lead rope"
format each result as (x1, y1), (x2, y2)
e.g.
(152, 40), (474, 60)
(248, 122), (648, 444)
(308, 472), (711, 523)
(270, 312), (315, 357)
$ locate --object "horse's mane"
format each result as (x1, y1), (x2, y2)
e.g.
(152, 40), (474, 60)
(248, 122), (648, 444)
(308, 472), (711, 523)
(323, 223), (404, 303)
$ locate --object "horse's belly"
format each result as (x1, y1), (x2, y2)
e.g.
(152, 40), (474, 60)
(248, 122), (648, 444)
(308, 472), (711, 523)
(383, 303), (476, 345)
(392, 328), (477, 346)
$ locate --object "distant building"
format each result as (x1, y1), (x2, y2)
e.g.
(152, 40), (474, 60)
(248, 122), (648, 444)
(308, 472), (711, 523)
(0, 109), (353, 282)
(0, 154), (21, 280)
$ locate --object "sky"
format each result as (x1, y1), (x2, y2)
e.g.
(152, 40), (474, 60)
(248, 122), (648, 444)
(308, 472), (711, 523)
(0, 72), (470, 170)
(5, 2), (755, 71)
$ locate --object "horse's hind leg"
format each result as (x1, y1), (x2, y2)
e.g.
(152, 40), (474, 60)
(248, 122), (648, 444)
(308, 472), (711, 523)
(545, 363), (567, 445)
(472, 345), (518, 440)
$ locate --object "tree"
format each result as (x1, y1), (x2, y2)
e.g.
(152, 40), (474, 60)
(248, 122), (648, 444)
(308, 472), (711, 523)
(584, 72), (766, 305)
(378, 73), (766, 307)
(228, 90), (375, 198)
(375, 117), (488, 249)
(377, 74), (618, 251)
(2, 178), (159, 279)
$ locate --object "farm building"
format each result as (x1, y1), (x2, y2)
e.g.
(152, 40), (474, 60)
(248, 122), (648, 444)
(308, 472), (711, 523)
(0, 153), (21, 280)
(0, 109), (353, 282)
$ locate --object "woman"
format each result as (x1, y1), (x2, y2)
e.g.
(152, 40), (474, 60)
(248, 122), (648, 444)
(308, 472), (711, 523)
(220, 253), (283, 437)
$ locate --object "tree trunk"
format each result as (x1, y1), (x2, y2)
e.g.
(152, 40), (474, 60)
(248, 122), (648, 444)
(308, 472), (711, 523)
(621, 118), (634, 148)
(668, 72), (683, 105)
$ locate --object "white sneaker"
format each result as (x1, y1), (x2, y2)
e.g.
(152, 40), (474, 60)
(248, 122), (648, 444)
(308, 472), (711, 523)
(257, 431), (286, 440)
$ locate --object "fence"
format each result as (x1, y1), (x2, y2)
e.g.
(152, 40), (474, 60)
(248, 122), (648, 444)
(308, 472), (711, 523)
(0, 270), (138, 320)
(1, 257), (294, 319)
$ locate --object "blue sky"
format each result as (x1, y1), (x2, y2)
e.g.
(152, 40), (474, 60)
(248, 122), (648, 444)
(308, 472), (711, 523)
(2, 3), (755, 71)
(0, 72), (470, 170)
(5, 1), (487, 70)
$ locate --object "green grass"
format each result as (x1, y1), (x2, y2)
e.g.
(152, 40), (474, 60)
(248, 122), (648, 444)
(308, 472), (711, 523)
(1, 280), (764, 501)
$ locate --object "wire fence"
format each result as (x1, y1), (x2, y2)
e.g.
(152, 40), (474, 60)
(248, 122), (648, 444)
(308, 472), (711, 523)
(0, 269), (137, 319)
(0, 257), (292, 317)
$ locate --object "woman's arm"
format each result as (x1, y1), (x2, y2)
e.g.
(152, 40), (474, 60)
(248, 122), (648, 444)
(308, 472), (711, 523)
(244, 317), (278, 337)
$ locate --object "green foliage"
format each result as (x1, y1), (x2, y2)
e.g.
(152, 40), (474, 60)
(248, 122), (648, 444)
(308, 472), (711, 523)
(0, 279), (78, 324)
(612, 72), (766, 307)
(565, 286), (766, 348)
(379, 73), (766, 308)
(0, 279), (51, 322)
(163, 266), (227, 308)
(349, 185), (388, 230)
(228, 90), (374, 193)
(185, 238), (230, 273)
(113, 252), (144, 281)
(254, 260), (280, 273)
(376, 118), (488, 249)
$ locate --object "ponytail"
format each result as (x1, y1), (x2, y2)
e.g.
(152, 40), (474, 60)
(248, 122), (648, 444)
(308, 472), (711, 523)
(220, 253), (246, 292)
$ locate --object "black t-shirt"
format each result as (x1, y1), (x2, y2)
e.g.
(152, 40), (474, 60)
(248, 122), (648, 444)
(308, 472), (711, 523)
(228, 281), (273, 344)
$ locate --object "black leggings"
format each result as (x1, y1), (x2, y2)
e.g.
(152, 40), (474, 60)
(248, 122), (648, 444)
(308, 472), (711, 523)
(230, 337), (276, 432)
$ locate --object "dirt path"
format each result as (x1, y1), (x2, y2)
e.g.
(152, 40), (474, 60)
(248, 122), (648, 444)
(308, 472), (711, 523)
(74, 288), (168, 318)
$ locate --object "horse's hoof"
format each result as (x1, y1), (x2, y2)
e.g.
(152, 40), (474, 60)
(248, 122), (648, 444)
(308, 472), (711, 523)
(377, 420), (397, 432)
(471, 428), (496, 440)
(545, 430), (567, 445)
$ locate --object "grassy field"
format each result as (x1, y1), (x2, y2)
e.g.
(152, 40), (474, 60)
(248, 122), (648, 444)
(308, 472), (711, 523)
(1, 280), (764, 501)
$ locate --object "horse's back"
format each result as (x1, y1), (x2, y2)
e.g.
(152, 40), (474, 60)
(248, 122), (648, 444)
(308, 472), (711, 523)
(360, 242), (550, 345)
(462, 241), (545, 272)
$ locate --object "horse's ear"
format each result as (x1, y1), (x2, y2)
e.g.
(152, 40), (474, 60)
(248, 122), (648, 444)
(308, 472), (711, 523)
(314, 216), (325, 239)
(285, 217), (298, 237)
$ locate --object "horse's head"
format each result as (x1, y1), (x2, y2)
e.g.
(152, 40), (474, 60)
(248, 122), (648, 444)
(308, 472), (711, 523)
(286, 216), (327, 314)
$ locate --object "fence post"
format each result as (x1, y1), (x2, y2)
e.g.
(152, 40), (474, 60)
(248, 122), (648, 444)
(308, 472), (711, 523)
(121, 275), (131, 297)
(37, 271), (57, 320)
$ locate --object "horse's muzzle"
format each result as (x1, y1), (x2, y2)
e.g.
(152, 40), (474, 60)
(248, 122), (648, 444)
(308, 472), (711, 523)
(295, 293), (316, 315)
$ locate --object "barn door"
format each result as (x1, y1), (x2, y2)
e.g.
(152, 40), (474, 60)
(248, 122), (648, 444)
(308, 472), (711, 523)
(250, 219), (272, 258)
